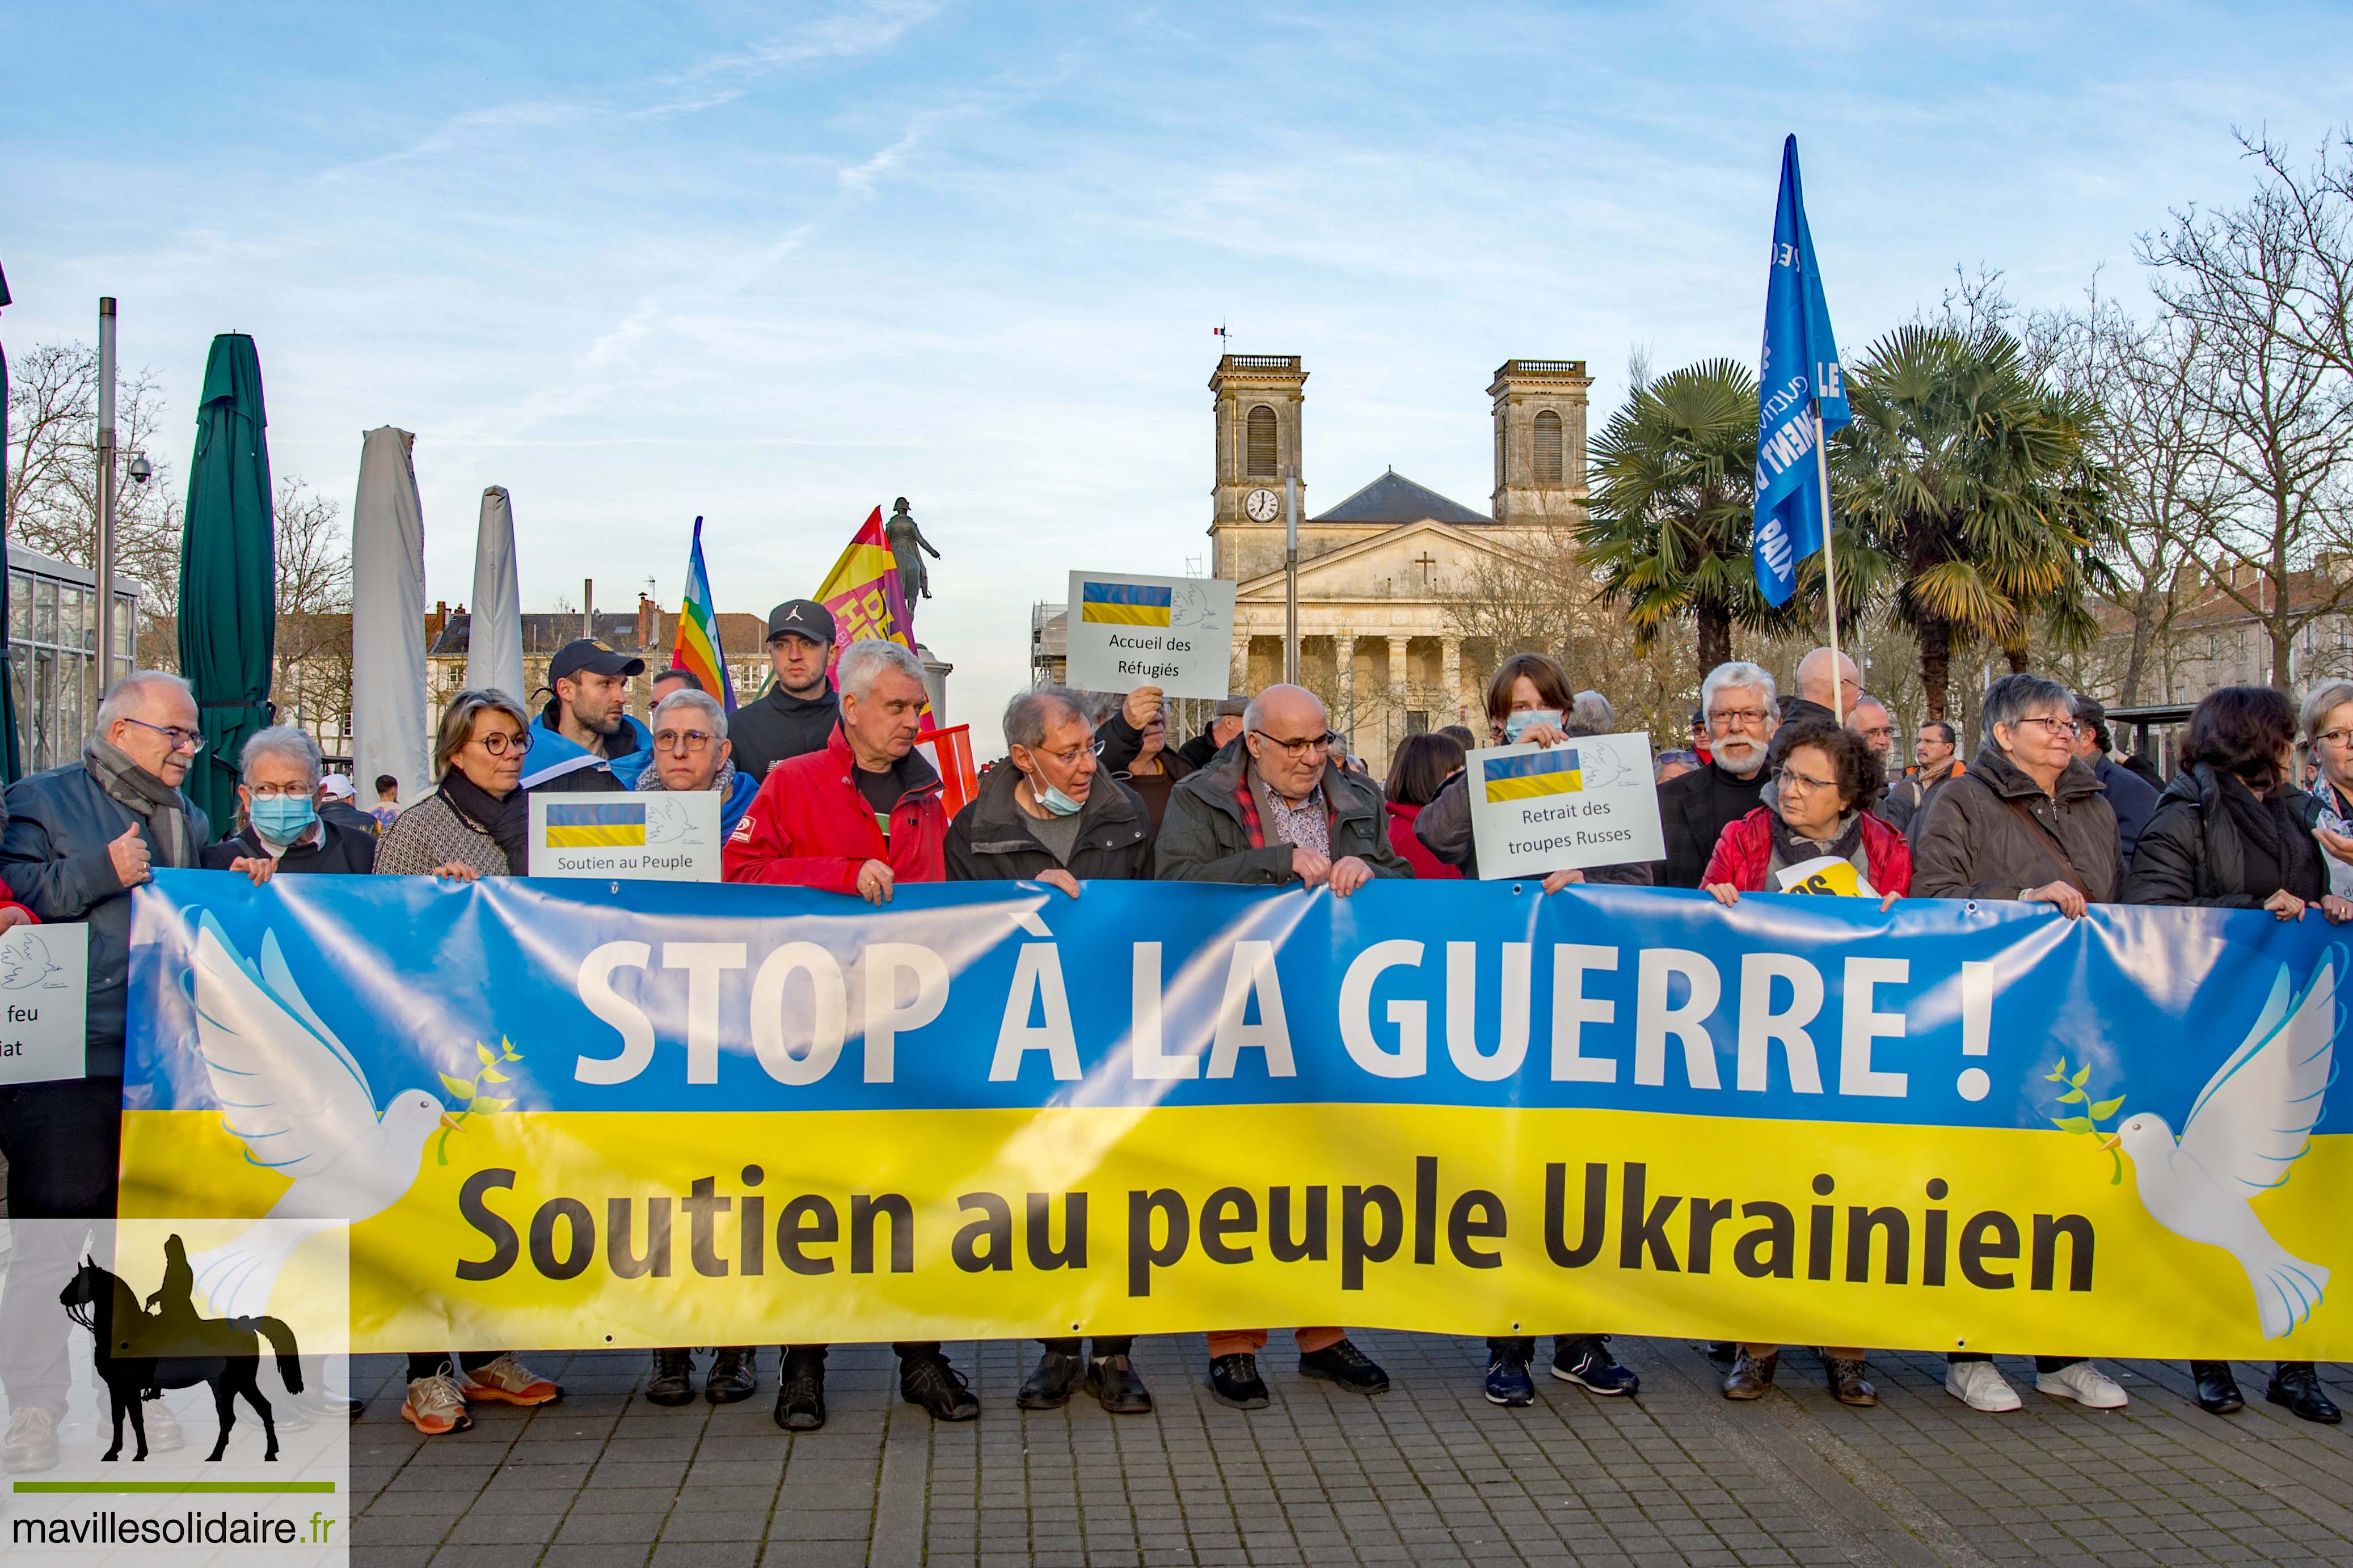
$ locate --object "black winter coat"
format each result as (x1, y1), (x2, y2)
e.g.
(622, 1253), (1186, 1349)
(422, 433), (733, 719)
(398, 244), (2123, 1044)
(946, 763), (1154, 882)
(1654, 760), (1770, 888)
(1, 763), (212, 1075)
(727, 681), (841, 782)
(200, 819), (380, 878)
(2119, 764), (2324, 908)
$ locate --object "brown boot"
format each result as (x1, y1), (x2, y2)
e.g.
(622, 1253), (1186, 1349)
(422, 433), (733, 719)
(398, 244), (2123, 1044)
(1824, 1356), (1878, 1407)
(1722, 1349), (1777, 1400)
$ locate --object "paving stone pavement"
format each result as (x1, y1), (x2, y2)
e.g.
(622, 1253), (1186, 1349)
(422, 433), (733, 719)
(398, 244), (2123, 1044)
(347, 1336), (2353, 1566)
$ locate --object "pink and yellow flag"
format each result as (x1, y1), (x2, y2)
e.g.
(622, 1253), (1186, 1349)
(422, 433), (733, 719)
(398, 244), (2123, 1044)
(813, 506), (933, 728)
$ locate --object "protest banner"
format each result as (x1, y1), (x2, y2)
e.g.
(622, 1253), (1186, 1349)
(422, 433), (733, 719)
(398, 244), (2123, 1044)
(526, 792), (722, 881)
(0, 922), (88, 1085)
(1062, 572), (1237, 699)
(1465, 733), (1665, 878)
(121, 872), (2352, 1361)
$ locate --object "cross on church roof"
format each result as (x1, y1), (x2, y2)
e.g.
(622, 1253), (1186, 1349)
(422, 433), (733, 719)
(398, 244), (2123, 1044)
(1414, 551), (1437, 582)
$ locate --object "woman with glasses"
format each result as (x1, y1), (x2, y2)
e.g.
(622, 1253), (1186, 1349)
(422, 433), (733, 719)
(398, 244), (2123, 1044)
(372, 688), (567, 1434)
(2299, 682), (2353, 882)
(1912, 673), (2129, 1414)
(2120, 686), (2348, 1426)
(1700, 719), (1907, 1408)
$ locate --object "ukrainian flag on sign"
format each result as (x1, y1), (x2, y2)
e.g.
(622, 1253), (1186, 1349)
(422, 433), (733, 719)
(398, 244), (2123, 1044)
(546, 802), (647, 848)
(1081, 581), (1173, 627)
(1483, 749), (1582, 803)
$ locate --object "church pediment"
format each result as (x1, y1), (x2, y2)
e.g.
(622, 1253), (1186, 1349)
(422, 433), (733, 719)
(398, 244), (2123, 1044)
(1234, 518), (1537, 602)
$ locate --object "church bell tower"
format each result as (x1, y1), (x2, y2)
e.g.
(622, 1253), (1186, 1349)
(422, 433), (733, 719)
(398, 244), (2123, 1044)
(1489, 358), (1592, 525)
(1208, 354), (1306, 582)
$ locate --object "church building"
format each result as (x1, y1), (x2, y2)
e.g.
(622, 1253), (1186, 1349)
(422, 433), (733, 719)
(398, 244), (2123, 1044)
(1208, 352), (1593, 770)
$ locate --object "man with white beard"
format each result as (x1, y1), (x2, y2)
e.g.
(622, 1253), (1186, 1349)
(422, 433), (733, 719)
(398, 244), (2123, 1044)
(1656, 662), (1780, 887)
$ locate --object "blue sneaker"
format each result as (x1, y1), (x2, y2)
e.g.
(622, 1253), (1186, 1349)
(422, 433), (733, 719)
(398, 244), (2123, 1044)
(1552, 1335), (1639, 1396)
(1484, 1345), (1535, 1406)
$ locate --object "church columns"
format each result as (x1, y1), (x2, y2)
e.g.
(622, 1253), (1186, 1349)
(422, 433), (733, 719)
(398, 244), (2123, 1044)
(1386, 636), (1410, 703)
(1441, 637), (1462, 723)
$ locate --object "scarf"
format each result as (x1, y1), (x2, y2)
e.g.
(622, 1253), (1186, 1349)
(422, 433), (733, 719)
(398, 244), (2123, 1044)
(2219, 773), (2325, 903)
(438, 770), (529, 876)
(1767, 808), (1866, 878)
(638, 756), (739, 800)
(82, 734), (196, 869)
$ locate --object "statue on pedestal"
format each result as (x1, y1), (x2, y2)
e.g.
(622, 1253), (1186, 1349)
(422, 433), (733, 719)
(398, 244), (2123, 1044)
(884, 498), (940, 616)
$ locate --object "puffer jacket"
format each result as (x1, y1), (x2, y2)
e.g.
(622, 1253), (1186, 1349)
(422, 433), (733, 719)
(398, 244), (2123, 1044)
(1911, 744), (2118, 903)
(1701, 806), (1912, 895)
(1156, 738), (1412, 885)
(946, 760), (1153, 882)
(2119, 764), (2321, 908)
(1, 763), (205, 1075)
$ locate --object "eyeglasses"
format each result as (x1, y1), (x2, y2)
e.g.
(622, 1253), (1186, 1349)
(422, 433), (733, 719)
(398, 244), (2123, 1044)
(2317, 729), (2353, 750)
(1026, 742), (1091, 767)
(246, 782), (313, 799)
(1776, 764), (1838, 795)
(1251, 729), (1338, 758)
(654, 728), (716, 754)
(121, 717), (205, 754)
(1708, 707), (1772, 730)
(2008, 716), (2081, 739)
(470, 730), (535, 756)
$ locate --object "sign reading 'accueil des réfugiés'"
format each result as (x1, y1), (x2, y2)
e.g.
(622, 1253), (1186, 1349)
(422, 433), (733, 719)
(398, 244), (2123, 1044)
(120, 873), (2353, 1362)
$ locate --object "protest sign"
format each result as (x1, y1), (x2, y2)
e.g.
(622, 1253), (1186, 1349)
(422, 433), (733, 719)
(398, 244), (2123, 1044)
(1465, 733), (1664, 878)
(0, 921), (88, 1085)
(122, 874), (2353, 1360)
(526, 792), (720, 881)
(1062, 571), (1237, 698)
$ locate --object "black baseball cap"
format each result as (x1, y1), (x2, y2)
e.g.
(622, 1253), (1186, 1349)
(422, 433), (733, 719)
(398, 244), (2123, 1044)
(766, 600), (837, 646)
(549, 638), (646, 685)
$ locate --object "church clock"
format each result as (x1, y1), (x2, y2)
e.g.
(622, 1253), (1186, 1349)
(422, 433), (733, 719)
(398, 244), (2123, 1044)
(1243, 487), (1281, 522)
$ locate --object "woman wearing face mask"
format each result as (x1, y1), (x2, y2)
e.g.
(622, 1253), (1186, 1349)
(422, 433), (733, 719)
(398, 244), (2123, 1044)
(198, 727), (378, 880)
(1408, 652), (1648, 1408)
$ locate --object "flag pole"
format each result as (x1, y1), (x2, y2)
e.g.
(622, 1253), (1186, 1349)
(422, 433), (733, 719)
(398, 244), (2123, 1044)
(1812, 401), (1845, 723)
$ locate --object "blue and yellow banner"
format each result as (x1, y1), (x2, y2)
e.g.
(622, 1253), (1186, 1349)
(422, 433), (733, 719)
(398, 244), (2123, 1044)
(1483, 748), (1582, 802)
(119, 872), (2353, 1358)
(1080, 581), (1173, 626)
(544, 801), (648, 848)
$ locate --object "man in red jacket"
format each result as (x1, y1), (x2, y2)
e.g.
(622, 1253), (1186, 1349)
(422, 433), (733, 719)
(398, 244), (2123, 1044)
(720, 637), (977, 1432)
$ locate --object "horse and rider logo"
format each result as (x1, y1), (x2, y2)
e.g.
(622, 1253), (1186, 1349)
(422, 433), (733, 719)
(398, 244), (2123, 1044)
(58, 1234), (302, 1463)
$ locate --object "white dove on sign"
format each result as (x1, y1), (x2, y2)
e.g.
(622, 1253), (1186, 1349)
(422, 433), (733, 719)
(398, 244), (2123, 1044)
(185, 915), (454, 1321)
(2109, 960), (2337, 1339)
(0, 931), (60, 990)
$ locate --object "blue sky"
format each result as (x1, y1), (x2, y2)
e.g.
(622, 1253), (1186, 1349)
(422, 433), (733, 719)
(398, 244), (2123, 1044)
(5, 1), (2348, 746)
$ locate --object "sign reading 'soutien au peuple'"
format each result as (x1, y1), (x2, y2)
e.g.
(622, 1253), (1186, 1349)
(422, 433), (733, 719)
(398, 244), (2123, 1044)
(119, 872), (2350, 1359)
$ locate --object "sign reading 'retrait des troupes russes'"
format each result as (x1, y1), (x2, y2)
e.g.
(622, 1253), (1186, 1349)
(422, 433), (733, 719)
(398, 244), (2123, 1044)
(526, 792), (722, 882)
(1464, 733), (1665, 879)
(0, 920), (89, 1085)
(1061, 570), (1238, 700)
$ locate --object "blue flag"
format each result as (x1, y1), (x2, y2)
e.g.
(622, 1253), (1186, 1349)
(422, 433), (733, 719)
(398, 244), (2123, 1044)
(1752, 136), (1849, 607)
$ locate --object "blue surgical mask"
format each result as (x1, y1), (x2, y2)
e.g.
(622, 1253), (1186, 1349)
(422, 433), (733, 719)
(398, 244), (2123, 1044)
(1038, 783), (1083, 817)
(249, 794), (317, 844)
(1504, 708), (1563, 741)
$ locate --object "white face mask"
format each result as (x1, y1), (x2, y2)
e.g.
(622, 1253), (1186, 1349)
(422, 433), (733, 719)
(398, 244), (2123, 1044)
(1037, 782), (1082, 816)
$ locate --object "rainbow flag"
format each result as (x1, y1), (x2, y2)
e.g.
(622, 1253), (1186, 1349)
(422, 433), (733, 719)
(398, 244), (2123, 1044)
(546, 801), (647, 848)
(1081, 581), (1173, 627)
(1483, 749), (1583, 803)
(813, 506), (933, 729)
(668, 516), (736, 711)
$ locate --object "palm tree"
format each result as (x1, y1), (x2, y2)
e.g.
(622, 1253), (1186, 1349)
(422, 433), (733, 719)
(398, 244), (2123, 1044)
(1579, 358), (1799, 672)
(1832, 326), (2116, 719)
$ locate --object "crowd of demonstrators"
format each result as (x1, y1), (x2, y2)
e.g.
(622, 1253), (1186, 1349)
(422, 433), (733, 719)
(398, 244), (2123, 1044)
(1658, 661), (1779, 887)
(947, 688), (1154, 1415)
(1911, 673), (2128, 1413)
(373, 690), (567, 1434)
(522, 639), (653, 793)
(728, 600), (843, 781)
(199, 728), (378, 878)
(2069, 695), (2161, 865)
(1703, 719), (1908, 1407)
(2121, 686), (2347, 1425)
(1382, 731), (1465, 880)
(636, 688), (760, 838)
(723, 638), (979, 1431)
(1156, 683), (1402, 1409)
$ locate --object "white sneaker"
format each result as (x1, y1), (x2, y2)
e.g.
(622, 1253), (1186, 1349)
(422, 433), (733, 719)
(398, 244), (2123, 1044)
(402, 1366), (473, 1436)
(2036, 1361), (2128, 1409)
(1946, 1359), (2022, 1411)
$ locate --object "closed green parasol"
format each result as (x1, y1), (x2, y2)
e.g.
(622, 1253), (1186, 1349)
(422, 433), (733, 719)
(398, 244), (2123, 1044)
(176, 333), (274, 832)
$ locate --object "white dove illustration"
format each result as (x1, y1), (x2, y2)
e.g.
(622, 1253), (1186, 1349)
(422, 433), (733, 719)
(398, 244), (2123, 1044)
(2109, 959), (2337, 1339)
(185, 914), (454, 1320)
(0, 931), (60, 990)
